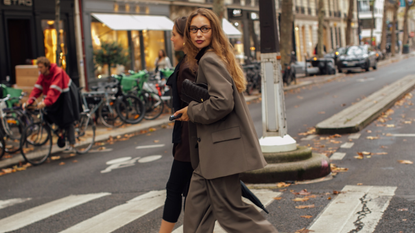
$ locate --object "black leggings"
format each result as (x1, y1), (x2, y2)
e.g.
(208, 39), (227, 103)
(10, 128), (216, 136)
(162, 159), (194, 223)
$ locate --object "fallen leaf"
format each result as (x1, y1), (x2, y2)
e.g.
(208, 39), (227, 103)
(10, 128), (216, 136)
(318, 111), (325, 114)
(386, 124), (395, 128)
(327, 197), (332, 200)
(297, 96), (304, 99)
(276, 182), (290, 188)
(402, 219), (407, 222)
(293, 197), (309, 202)
(374, 152), (388, 155)
(295, 228), (314, 233)
(298, 189), (311, 195)
(69, 153), (76, 157)
(154, 140), (160, 143)
(404, 121), (412, 124)
(366, 136), (379, 140)
(59, 162), (65, 166)
(305, 195), (317, 199)
(149, 128), (157, 132)
(357, 183), (363, 186)
(295, 204), (315, 209)
(333, 190), (341, 195)
(398, 160), (413, 164)
(301, 215), (313, 219)
(273, 197), (282, 200)
(51, 156), (60, 160)
(367, 130), (372, 133)
(397, 208), (408, 211)
(73, 160), (78, 163)
(2, 168), (13, 174)
(354, 155), (364, 159)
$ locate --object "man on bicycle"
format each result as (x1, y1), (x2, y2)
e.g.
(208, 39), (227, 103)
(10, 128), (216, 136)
(23, 57), (81, 152)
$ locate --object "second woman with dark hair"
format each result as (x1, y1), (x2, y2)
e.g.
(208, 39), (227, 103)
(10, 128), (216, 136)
(158, 16), (196, 233)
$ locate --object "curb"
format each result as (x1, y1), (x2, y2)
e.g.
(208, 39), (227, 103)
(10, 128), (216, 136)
(316, 74), (415, 134)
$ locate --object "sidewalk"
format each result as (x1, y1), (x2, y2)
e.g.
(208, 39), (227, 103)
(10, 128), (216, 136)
(1, 52), (413, 169)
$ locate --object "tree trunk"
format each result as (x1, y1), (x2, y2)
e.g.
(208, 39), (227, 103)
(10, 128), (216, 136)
(370, 0), (375, 48)
(403, 0), (409, 48)
(280, 0), (293, 70)
(380, 0), (388, 53)
(391, 0), (399, 57)
(346, 0), (354, 46)
(317, 0), (325, 58)
(213, 0), (225, 25)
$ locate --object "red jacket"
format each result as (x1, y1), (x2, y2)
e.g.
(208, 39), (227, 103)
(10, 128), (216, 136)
(28, 64), (72, 106)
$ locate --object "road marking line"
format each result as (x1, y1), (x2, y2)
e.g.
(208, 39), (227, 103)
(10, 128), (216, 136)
(308, 185), (396, 233)
(0, 198), (31, 210)
(301, 135), (317, 141)
(388, 134), (415, 137)
(138, 155), (162, 163)
(135, 144), (165, 149)
(0, 193), (110, 232)
(340, 142), (354, 148)
(89, 148), (113, 153)
(172, 189), (281, 233)
(330, 152), (346, 160)
(348, 133), (361, 139)
(60, 190), (166, 233)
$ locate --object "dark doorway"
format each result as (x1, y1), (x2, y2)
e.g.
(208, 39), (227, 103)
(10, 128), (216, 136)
(7, 19), (34, 84)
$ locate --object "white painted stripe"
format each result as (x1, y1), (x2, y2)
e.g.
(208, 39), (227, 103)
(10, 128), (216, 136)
(135, 144), (165, 149)
(301, 135), (317, 141)
(389, 134), (415, 137)
(340, 142), (354, 148)
(308, 185), (396, 233)
(172, 189), (281, 233)
(330, 152), (346, 160)
(348, 133), (361, 139)
(60, 190), (166, 233)
(88, 148), (113, 153)
(0, 193), (110, 232)
(0, 198), (31, 210)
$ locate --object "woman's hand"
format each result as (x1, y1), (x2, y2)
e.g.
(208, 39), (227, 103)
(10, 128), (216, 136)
(175, 106), (189, 122)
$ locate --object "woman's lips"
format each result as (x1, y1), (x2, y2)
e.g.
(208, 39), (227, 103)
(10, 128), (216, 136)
(196, 40), (204, 44)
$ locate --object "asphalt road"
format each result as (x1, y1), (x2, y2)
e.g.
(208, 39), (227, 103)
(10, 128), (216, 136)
(1, 56), (415, 233)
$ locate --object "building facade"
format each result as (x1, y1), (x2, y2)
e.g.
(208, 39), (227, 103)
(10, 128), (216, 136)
(0, 0), (80, 86)
(358, 0), (384, 46)
(286, 0), (359, 62)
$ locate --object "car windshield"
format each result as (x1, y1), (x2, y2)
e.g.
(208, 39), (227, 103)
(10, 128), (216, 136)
(346, 46), (363, 55)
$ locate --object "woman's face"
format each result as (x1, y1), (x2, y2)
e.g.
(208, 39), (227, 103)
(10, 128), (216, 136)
(158, 50), (163, 57)
(170, 26), (185, 52)
(190, 15), (212, 50)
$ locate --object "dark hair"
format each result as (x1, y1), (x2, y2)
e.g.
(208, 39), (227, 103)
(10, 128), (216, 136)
(158, 49), (166, 59)
(174, 16), (187, 37)
(36, 56), (51, 68)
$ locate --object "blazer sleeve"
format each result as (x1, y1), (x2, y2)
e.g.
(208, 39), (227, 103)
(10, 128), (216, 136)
(187, 55), (234, 125)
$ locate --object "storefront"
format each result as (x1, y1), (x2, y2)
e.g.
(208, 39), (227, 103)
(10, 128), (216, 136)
(227, 8), (260, 63)
(82, 1), (172, 82)
(0, 0), (79, 86)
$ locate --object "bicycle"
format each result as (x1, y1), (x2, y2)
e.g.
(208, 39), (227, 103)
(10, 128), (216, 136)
(282, 52), (297, 86)
(20, 105), (96, 165)
(0, 94), (25, 154)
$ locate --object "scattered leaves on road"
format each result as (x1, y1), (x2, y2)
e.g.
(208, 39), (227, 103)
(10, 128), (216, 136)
(397, 208), (408, 211)
(51, 156), (60, 160)
(293, 197), (309, 202)
(398, 160), (413, 164)
(273, 197), (282, 200)
(295, 228), (314, 233)
(59, 162), (65, 166)
(301, 215), (313, 219)
(276, 182), (291, 188)
(366, 136), (379, 140)
(295, 204), (315, 209)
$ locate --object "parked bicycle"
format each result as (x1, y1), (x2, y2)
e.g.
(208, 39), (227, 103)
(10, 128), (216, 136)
(243, 61), (261, 95)
(282, 52), (297, 86)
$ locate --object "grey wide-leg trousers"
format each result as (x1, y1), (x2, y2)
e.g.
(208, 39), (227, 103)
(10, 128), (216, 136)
(183, 167), (278, 233)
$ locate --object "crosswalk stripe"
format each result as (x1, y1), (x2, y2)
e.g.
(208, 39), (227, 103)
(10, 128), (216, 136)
(172, 189), (281, 233)
(340, 142), (354, 148)
(0, 198), (31, 210)
(348, 133), (361, 139)
(136, 144), (165, 149)
(60, 190), (166, 233)
(308, 185), (396, 233)
(0, 193), (110, 233)
(330, 152), (346, 160)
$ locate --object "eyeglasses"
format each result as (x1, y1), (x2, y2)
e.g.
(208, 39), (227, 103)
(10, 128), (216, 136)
(189, 26), (211, 34)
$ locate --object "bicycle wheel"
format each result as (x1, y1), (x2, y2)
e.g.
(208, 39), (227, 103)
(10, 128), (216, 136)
(98, 101), (124, 128)
(0, 133), (5, 159)
(141, 91), (164, 120)
(116, 95), (145, 124)
(74, 113), (96, 154)
(20, 122), (53, 165)
(3, 115), (23, 153)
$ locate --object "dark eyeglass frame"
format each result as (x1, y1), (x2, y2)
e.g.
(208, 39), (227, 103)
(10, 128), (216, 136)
(189, 26), (211, 34)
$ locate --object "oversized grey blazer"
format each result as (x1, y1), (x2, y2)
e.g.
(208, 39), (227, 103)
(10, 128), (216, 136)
(187, 51), (267, 180)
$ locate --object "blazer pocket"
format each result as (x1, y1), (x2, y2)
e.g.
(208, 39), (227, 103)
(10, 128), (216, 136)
(211, 126), (241, 143)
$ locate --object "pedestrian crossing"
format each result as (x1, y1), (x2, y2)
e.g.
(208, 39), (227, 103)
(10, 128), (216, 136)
(0, 185), (398, 233)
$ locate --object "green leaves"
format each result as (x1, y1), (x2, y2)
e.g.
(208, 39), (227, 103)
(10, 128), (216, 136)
(93, 42), (130, 75)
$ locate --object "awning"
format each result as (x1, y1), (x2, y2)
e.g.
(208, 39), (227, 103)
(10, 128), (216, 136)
(91, 13), (174, 31)
(222, 18), (242, 38)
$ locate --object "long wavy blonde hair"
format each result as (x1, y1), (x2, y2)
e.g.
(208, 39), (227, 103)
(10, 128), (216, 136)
(184, 8), (246, 93)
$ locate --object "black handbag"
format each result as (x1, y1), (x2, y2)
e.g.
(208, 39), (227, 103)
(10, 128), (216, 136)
(181, 79), (210, 104)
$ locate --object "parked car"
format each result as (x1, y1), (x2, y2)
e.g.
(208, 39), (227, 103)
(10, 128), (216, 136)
(337, 45), (377, 73)
(324, 47), (347, 67)
(291, 61), (320, 76)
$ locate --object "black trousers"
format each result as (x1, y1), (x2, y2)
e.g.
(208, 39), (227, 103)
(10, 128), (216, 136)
(162, 159), (194, 223)
(65, 124), (75, 145)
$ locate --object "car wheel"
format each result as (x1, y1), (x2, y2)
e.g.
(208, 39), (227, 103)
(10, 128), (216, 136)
(365, 61), (370, 72)
(338, 68), (342, 73)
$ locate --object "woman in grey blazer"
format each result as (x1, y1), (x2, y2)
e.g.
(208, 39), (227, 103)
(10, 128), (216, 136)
(173, 8), (278, 233)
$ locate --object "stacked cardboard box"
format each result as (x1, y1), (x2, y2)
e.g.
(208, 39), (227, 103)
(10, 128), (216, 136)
(14, 65), (42, 104)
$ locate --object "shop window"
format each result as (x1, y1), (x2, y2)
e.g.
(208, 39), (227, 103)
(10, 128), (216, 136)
(91, 22), (130, 77)
(143, 30), (165, 71)
(41, 20), (67, 70)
